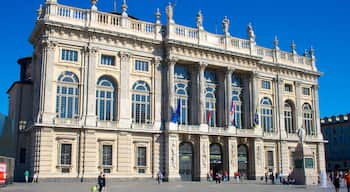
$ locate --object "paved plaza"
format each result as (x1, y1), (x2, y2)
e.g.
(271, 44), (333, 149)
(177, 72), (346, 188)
(0, 181), (341, 192)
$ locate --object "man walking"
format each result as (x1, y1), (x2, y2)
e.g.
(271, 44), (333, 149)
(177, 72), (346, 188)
(345, 170), (350, 192)
(24, 170), (29, 183)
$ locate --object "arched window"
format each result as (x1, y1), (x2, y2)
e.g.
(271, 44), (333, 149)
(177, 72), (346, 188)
(96, 76), (117, 121)
(175, 66), (191, 125)
(284, 101), (295, 134)
(205, 71), (217, 127)
(231, 76), (243, 128)
(303, 103), (314, 135)
(56, 71), (79, 119)
(132, 81), (151, 124)
(260, 97), (273, 132)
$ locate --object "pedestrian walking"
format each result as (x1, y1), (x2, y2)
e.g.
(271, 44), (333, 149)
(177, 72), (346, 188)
(265, 172), (268, 184)
(32, 172), (38, 183)
(333, 173), (340, 192)
(157, 171), (164, 184)
(98, 172), (104, 192)
(345, 171), (350, 192)
(102, 174), (106, 192)
(24, 170), (29, 183)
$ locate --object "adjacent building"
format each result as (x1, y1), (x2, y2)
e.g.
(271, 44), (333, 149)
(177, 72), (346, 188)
(8, 0), (326, 182)
(321, 114), (350, 172)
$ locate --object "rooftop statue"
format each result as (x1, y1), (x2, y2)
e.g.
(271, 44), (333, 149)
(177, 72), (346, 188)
(222, 16), (230, 35)
(197, 10), (203, 30)
(247, 22), (255, 41)
(166, 2), (174, 23)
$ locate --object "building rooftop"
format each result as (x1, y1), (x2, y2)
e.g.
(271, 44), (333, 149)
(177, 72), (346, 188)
(31, 0), (320, 75)
(321, 114), (350, 125)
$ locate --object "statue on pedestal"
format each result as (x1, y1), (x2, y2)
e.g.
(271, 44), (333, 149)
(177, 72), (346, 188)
(196, 10), (203, 30)
(297, 127), (305, 144)
(166, 2), (174, 23)
(222, 16), (230, 36)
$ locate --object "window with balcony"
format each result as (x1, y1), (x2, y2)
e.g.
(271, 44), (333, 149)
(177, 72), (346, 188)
(174, 65), (191, 125)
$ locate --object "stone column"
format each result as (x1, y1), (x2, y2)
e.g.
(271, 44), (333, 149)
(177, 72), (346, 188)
(225, 68), (234, 131)
(118, 52), (131, 128)
(216, 70), (225, 127)
(84, 47), (98, 126)
(40, 40), (56, 124)
(199, 62), (208, 131)
(276, 77), (286, 138)
(199, 135), (210, 180)
(227, 137), (238, 180)
(190, 67), (199, 125)
(165, 134), (180, 180)
(167, 58), (177, 130)
(312, 85), (322, 138)
(317, 143), (326, 173)
(251, 72), (261, 133)
(279, 141), (289, 176)
(153, 57), (162, 130)
(295, 82), (302, 132)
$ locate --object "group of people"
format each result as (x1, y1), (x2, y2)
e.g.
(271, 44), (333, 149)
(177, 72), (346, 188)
(23, 170), (38, 183)
(207, 169), (229, 183)
(263, 172), (295, 185)
(330, 170), (350, 192)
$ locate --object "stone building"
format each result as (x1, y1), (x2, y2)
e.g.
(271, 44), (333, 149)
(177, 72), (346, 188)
(8, 0), (326, 182)
(321, 114), (350, 172)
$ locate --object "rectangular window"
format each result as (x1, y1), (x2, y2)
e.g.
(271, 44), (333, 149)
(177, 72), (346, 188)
(61, 49), (78, 62)
(102, 145), (112, 166)
(303, 87), (310, 96)
(101, 55), (115, 66)
(137, 147), (147, 167)
(20, 148), (26, 164)
(261, 80), (271, 90)
(134, 60), (149, 72)
(60, 143), (72, 166)
(285, 84), (293, 92)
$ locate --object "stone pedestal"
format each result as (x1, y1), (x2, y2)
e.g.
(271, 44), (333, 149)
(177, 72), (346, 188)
(290, 143), (318, 185)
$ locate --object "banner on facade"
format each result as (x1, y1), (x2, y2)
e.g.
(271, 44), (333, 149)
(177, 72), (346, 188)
(0, 162), (6, 184)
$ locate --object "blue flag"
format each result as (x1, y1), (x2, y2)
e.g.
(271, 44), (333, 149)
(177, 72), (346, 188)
(171, 99), (181, 123)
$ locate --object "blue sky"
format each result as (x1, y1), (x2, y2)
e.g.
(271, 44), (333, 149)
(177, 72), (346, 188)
(0, 0), (349, 118)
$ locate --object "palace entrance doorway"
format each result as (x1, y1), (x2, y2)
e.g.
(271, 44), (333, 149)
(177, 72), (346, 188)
(238, 144), (248, 179)
(210, 143), (223, 177)
(179, 142), (193, 181)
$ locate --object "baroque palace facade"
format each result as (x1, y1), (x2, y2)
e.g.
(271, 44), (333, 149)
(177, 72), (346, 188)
(8, 0), (326, 182)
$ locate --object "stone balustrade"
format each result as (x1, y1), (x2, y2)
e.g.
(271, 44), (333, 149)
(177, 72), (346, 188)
(40, 3), (161, 41)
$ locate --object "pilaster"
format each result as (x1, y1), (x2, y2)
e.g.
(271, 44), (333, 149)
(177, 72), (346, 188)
(199, 135), (210, 180)
(317, 143), (326, 173)
(279, 141), (289, 176)
(276, 77), (287, 138)
(227, 137), (238, 180)
(118, 52), (131, 128)
(199, 62), (208, 131)
(84, 47), (98, 127)
(251, 138), (264, 179)
(153, 57), (162, 130)
(40, 40), (57, 124)
(152, 134), (161, 178)
(295, 81), (302, 131)
(312, 85), (322, 138)
(167, 58), (177, 130)
(251, 72), (262, 134)
(165, 134), (180, 180)
(225, 68), (234, 132)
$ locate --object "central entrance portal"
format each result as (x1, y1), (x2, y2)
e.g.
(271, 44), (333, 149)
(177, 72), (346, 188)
(210, 143), (223, 176)
(179, 143), (193, 181)
(238, 144), (248, 179)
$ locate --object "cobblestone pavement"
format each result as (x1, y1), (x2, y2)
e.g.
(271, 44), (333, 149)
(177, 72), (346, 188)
(0, 181), (341, 192)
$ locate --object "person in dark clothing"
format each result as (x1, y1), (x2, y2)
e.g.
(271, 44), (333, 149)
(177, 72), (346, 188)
(333, 173), (340, 192)
(98, 172), (104, 192)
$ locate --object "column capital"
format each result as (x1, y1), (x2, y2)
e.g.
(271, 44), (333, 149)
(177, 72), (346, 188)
(166, 56), (178, 66)
(252, 71), (261, 78)
(153, 56), (162, 64)
(295, 81), (302, 87)
(42, 40), (58, 50)
(86, 46), (99, 55)
(226, 66), (235, 74)
(199, 61), (208, 70)
(312, 84), (319, 90)
(119, 51), (131, 62)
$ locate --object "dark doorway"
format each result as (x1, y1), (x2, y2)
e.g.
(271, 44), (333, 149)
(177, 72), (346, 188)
(238, 144), (248, 179)
(179, 142), (193, 181)
(210, 143), (223, 176)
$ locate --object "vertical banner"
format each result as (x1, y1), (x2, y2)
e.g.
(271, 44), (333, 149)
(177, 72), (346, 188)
(0, 162), (6, 184)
